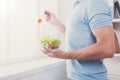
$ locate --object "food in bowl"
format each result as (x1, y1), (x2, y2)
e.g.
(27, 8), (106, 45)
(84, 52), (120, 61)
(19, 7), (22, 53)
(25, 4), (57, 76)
(39, 36), (61, 49)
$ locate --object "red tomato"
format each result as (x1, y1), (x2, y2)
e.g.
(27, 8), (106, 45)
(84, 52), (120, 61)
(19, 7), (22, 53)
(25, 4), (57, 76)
(38, 18), (42, 23)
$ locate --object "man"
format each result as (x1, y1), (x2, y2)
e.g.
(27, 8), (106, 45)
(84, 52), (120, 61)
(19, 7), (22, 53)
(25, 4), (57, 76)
(42, 0), (115, 80)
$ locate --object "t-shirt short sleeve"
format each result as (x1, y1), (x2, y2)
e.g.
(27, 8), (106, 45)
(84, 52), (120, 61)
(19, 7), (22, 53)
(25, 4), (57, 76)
(86, 0), (112, 30)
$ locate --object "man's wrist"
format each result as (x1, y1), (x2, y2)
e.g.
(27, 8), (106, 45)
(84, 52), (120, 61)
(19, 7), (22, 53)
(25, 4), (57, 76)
(64, 51), (71, 59)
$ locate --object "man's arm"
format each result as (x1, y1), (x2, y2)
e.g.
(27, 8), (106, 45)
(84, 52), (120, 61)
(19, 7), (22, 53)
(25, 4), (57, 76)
(66, 26), (115, 60)
(44, 10), (65, 37)
(54, 21), (65, 38)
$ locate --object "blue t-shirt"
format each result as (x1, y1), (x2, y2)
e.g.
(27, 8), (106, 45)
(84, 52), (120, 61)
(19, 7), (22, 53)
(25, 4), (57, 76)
(66, 0), (112, 80)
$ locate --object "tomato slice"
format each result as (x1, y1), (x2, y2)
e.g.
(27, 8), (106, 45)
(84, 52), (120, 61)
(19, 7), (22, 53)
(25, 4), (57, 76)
(38, 18), (42, 23)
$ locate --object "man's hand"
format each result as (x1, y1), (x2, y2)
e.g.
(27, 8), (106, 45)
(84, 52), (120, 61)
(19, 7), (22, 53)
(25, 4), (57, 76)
(44, 10), (65, 37)
(44, 10), (59, 26)
(41, 49), (67, 59)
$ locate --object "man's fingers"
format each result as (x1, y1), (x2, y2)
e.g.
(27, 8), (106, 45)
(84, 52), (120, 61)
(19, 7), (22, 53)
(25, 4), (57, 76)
(40, 48), (61, 57)
(44, 10), (53, 15)
(41, 49), (54, 54)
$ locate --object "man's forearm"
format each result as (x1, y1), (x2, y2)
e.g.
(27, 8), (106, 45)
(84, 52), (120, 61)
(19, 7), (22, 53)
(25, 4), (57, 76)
(65, 42), (114, 60)
(54, 21), (65, 38)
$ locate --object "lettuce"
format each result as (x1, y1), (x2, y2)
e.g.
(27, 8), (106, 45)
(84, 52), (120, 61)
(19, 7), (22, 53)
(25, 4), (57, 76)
(39, 36), (61, 49)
